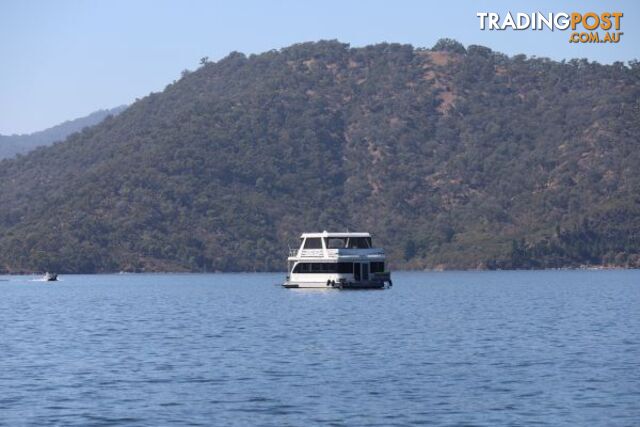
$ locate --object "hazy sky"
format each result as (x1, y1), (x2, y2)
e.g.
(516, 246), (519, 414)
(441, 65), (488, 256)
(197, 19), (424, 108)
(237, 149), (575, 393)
(1, 0), (638, 134)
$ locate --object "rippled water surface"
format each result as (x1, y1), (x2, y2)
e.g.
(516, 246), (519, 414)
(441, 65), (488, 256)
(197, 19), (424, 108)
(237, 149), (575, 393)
(1, 270), (639, 426)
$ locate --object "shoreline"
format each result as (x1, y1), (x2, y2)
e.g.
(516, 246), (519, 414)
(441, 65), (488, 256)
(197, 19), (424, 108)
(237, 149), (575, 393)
(1, 265), (638, 276)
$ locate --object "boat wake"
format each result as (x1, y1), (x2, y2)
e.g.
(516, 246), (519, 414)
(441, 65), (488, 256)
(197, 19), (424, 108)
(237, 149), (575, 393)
(30, 277), (62, 282)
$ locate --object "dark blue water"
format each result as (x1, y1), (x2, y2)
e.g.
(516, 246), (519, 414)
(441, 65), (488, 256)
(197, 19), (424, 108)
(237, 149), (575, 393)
(1, 270), (639, 426)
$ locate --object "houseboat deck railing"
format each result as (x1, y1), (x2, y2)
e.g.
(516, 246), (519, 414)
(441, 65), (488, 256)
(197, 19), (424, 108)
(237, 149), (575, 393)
(327, 248), (385, 257)
(288, 248), (386, 259)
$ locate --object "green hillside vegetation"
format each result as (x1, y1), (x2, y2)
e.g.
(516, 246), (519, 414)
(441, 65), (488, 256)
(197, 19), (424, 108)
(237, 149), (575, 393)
(0, 40), (638, 273)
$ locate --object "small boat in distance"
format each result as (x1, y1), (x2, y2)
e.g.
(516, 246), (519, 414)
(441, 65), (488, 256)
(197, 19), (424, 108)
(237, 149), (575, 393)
(283, 231), (392, 289)
(43, 272), (58, 282)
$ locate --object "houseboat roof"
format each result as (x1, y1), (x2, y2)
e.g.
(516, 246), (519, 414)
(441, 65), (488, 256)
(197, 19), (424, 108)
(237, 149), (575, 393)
(300, 231), (371, 238)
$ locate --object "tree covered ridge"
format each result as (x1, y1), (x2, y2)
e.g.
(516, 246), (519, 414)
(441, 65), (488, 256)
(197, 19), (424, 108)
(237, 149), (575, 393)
(0, 105), (127, 160)
(0, 39), (638, 273)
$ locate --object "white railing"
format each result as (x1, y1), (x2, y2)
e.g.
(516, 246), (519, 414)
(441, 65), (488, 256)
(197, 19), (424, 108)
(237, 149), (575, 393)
(299, 249), (324, 258)
(326, 248), (385, 257)
(290, 248), (386, 258)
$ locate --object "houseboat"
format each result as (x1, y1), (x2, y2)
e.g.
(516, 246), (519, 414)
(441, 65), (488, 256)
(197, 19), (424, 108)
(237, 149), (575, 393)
(283, 231), (392, 289)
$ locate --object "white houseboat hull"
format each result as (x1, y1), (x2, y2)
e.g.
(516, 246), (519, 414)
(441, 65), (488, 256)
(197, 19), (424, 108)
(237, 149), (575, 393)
(283, 280), (389, 289)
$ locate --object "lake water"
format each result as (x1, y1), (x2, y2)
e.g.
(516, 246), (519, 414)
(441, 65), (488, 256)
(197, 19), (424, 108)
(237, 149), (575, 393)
(0, 270), (639, 426)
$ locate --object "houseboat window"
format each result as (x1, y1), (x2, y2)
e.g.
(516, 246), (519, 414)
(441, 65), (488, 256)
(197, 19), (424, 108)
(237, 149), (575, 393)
(337, 262), (353, 273)
(370, 262), (385, 273)
(346, 237), (372, 249)
(293, 263), (310, 273)
(292, 263), (361, 274)
(293, 263), (339, 273)
(326, 263), (338, 273)
(326, 238), (347, 249)
(303, 238), (323, 249)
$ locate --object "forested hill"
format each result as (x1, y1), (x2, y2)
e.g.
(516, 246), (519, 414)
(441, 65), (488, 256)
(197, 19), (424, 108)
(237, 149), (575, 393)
(0, 105), (127, 160)
(0, 39), (638, 273)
